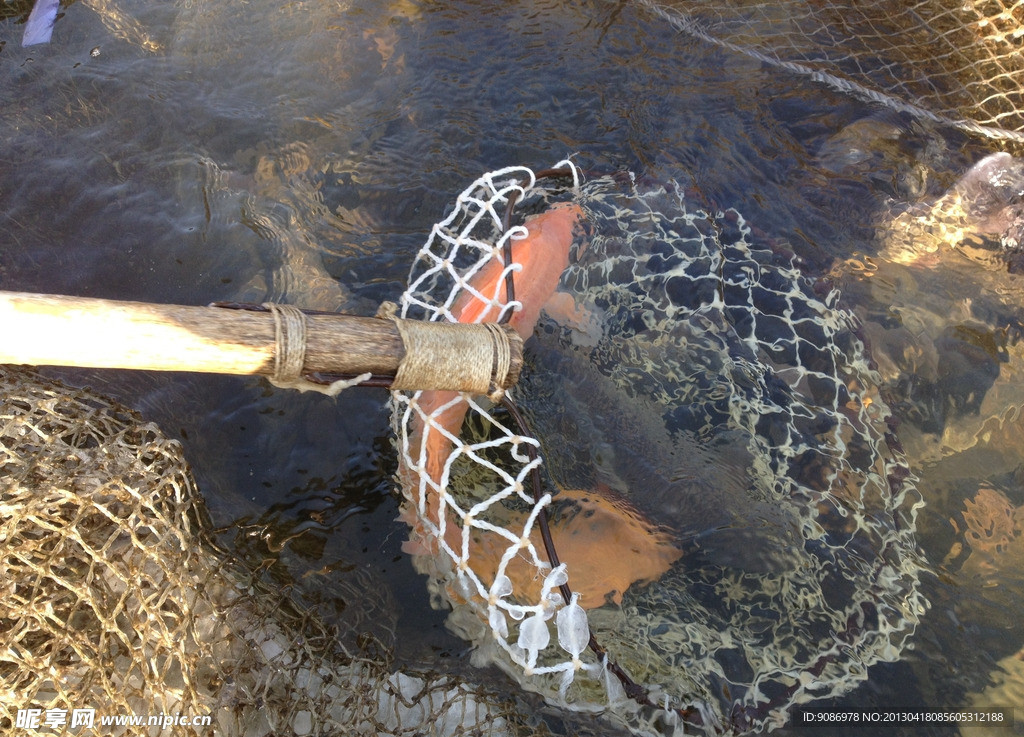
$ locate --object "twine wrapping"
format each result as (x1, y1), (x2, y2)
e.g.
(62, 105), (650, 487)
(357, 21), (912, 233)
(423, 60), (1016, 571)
(263, 302), (370, 396)
(392, 319), (513, 400)
(264, 302), (307, 384)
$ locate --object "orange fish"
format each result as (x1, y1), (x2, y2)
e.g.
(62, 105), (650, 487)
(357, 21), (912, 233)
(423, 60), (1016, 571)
(401, 202), (681, 609)
(411, 202), (585, 483)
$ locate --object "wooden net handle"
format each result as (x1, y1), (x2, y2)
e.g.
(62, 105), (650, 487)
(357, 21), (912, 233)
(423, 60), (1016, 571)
(0, 291), (522, 393)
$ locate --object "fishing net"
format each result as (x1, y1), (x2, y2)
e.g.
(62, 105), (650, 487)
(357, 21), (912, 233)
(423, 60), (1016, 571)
(1, 159), (926, 737)
(392, 164), (926, 735)
(0, 365), (523, 736)
(392, 163), (596, 690)
(634, 0), (1024, 147)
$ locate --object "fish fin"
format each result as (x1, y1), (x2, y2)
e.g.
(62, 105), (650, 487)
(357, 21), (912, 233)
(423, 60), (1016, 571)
(541, 291), (604, 347)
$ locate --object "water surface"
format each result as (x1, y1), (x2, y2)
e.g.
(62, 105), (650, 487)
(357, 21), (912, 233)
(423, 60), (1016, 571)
(3, 0), (1023, 733)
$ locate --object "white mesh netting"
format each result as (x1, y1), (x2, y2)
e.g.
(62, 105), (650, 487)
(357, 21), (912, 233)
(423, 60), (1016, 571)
(391, 164), (927, 735)
(635, 0), (1024, 146)
(392, 163), (596, 688)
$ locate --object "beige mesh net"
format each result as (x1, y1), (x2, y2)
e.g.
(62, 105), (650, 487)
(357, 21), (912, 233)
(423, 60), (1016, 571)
(0, 365), (525, 736)
(635, 0), (1024, 146)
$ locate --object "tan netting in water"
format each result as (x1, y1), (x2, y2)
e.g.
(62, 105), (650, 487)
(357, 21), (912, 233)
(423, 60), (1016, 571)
(0, 366), (522, 736)
(392, 165), (926, 735)
(636, 0), (1024, 145)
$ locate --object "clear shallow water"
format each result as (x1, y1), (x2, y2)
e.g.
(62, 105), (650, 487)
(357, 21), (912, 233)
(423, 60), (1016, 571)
(3, 0), (1024, 734)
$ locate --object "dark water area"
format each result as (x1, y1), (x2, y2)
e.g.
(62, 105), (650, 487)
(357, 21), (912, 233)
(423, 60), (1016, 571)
(3, 0), (1024, 734)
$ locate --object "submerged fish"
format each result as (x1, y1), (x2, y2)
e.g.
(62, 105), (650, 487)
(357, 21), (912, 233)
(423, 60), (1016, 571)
(398, 170), (925, 733)
(400, 201), (681, 608)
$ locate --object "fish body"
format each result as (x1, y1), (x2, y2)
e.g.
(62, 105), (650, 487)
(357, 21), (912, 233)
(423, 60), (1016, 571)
(401, 202), (681, 608)
(412, 202), (583, 472)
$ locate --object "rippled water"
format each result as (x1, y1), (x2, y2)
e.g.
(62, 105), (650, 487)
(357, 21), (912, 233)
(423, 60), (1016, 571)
(3, 0), (1024, 734)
